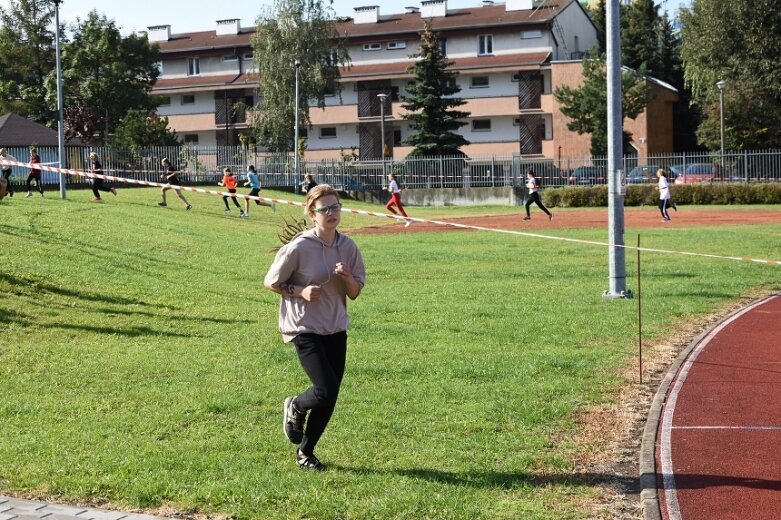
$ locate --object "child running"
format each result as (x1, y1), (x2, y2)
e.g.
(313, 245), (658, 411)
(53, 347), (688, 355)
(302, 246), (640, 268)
(0, 148), (17, 197)
(656, 168), (672, 222)
(158, 158), (192, 210)
(25, 147), (43, 197)
(218, 167), (245, 217)
(385, 173), (411, 227)
(243, 165), (275, 217)
(523, 169), (553, 221)
(88, 152), (117, 201)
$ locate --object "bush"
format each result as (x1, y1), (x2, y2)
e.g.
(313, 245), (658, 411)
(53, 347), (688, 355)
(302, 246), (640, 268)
(543, 182), (781, 207)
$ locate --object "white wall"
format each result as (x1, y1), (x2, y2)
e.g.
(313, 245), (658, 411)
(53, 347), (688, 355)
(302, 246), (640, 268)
(157, 92), (214, 116)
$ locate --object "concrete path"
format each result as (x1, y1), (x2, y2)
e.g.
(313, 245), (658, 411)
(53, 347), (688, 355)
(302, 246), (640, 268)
(0, 496), (165, 520)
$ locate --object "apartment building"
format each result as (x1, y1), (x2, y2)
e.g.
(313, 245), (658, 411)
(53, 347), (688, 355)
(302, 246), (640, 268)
(149, 0), (677, 161)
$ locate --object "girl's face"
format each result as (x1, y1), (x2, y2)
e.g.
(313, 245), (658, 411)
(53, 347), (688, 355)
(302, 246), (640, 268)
(309, 194), (341, 231)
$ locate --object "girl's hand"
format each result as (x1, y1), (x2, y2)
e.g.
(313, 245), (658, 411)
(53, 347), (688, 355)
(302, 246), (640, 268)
(333, 262), (353, 281)
(301, 285), (322, 302)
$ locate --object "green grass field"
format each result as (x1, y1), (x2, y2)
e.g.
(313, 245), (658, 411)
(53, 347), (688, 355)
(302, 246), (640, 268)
(1, 187), (779, 519)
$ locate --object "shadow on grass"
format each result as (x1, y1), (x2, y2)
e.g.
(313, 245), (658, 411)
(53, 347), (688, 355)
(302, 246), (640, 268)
(0, 272), (160, 307)
(54, 321), (193, 338)
(334, 465), (638, 492)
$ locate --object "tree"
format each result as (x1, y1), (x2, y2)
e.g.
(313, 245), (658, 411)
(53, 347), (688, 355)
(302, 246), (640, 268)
(553, 57), (649, 156)
(680, 0), (781, 149)
(621, 0), (661, 78)
(251, 0), (348, 153)
(46, 11), (161, 143)
(586, 0), (607, 54)
(0, 0), (57, 123)
(107, 109), (179, 149)
(401, 21), (470, 157)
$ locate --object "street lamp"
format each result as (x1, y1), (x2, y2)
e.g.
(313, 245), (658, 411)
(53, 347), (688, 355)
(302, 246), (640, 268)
(716, 80), (726, 162)
(53, 0), (66, 199)
(294, 59), (301, 185)
(377, 92), (388, 175)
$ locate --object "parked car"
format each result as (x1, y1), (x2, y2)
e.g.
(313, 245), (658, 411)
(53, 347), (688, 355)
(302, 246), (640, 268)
(568, 166), (607, 185)
(626, 165), (661, 184)
(673, 163), (733, 184)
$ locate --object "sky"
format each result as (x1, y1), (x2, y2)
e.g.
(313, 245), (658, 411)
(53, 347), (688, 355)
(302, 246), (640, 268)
(0, 0), (691, 35)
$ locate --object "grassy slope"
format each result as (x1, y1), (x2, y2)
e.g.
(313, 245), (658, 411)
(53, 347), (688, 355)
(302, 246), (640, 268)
(1, 188), (779, 519)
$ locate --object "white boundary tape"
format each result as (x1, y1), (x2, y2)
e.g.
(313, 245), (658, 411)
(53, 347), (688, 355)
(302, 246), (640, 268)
(2, 158), (779, 267)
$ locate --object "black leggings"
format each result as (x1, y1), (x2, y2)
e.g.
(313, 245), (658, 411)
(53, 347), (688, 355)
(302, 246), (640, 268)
(27, 174), (43, 194)
(525, 191), (551, 217)
(291, 332), (347, 455)
(659, 199), (670, 220)
(92, 178), (113, 197)
(2, 169), (13, 194)
(223, 189), (242, 209)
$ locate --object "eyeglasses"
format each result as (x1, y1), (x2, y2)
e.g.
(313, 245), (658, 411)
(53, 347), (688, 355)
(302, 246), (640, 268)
(312, 203), (342, 215)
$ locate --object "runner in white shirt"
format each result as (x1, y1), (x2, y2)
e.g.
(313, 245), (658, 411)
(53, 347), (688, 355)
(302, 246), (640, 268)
(523, 169), (553, 221)
(656, 168), (672, 222)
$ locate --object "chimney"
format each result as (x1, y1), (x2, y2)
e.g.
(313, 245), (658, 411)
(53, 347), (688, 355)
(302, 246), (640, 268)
(405, 6), (420, 13)
(353, 6), (380, 24)
(216, 19), (241, 36)
(421, 0), (447, 18)
(147, 25), (171, 42)
(506, 0), (534, 11)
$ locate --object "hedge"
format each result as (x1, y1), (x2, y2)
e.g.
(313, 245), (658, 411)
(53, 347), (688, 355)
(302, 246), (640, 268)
(542, 183), (781, 207)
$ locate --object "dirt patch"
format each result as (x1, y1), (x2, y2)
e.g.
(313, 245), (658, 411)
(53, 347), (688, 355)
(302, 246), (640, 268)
(351, 207), (780, 235)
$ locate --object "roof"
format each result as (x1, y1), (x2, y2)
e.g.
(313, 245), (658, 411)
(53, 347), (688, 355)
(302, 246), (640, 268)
(0, 113), (80, 147)
(153, 0), (573, 54)
(340, 51), (551, 80)
(339, 0), (568, 38)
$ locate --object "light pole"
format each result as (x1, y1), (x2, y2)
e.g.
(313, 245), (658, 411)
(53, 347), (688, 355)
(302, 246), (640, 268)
(377, 92), (388, 176)
(294, 59), (301, 186)
(53, 0), (66, 199)
(717, 80), (726, 162)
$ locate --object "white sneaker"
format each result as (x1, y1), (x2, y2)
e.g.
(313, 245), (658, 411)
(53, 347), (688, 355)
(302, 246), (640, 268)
(404, 220), (412, 228)
(25, 192), (32, 198)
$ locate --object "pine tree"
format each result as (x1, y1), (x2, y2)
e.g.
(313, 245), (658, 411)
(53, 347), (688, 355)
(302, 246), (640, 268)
(401, 21), (470, 157)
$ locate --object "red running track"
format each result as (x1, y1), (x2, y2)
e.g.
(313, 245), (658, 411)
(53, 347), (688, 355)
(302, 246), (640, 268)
(656, 294), (781, 520)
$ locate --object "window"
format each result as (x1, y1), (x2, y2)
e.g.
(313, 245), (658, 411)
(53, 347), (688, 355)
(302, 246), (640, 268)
(439, 39), (447, 55)
(158, 95), (171, 106)
(386, 41), (406, 50)
(478, 34), (493, 55)
(181, 94), (195, 105)
(187, 57), (200, 76)
(513, 117), (521, 126)
(393, 129), (402, 146)
(470, 76), (490, 88)
(521, 30), (542, 39)
(243, 53), (253, 61)
(320, 127), (337, 138)
(223, 54), (239, 62)
(472, 119), (491, 132)
(299, 128), (308, 139)
(183, 134), (199, 143)
(362, 43), (381, 51)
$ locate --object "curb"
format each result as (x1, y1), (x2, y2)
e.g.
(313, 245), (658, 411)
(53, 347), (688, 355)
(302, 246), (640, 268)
(638, 293), (779, 520)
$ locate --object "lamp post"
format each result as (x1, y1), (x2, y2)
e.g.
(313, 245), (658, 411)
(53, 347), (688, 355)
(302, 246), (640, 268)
(716, 80), (726, 162)
(53, 0), (66, 199)
(293, 59), (301, 185)
(377, 92), (388, 176)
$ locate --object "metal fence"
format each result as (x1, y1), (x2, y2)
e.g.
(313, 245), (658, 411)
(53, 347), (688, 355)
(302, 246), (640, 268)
(4, 145), (781, 191)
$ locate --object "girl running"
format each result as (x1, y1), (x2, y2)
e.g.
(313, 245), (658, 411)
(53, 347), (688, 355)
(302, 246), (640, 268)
(88, 152), (117, 201)
(656, 168), (672, 222)
(264, 184), (366, 472)
(218, 167), (245, 216)
(385, 173), (411, 227)
(158, 158), (192, 210)
(523, 169), (553, 221)
(25, 148), (43, 197)
(243, 165), (275, 216)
